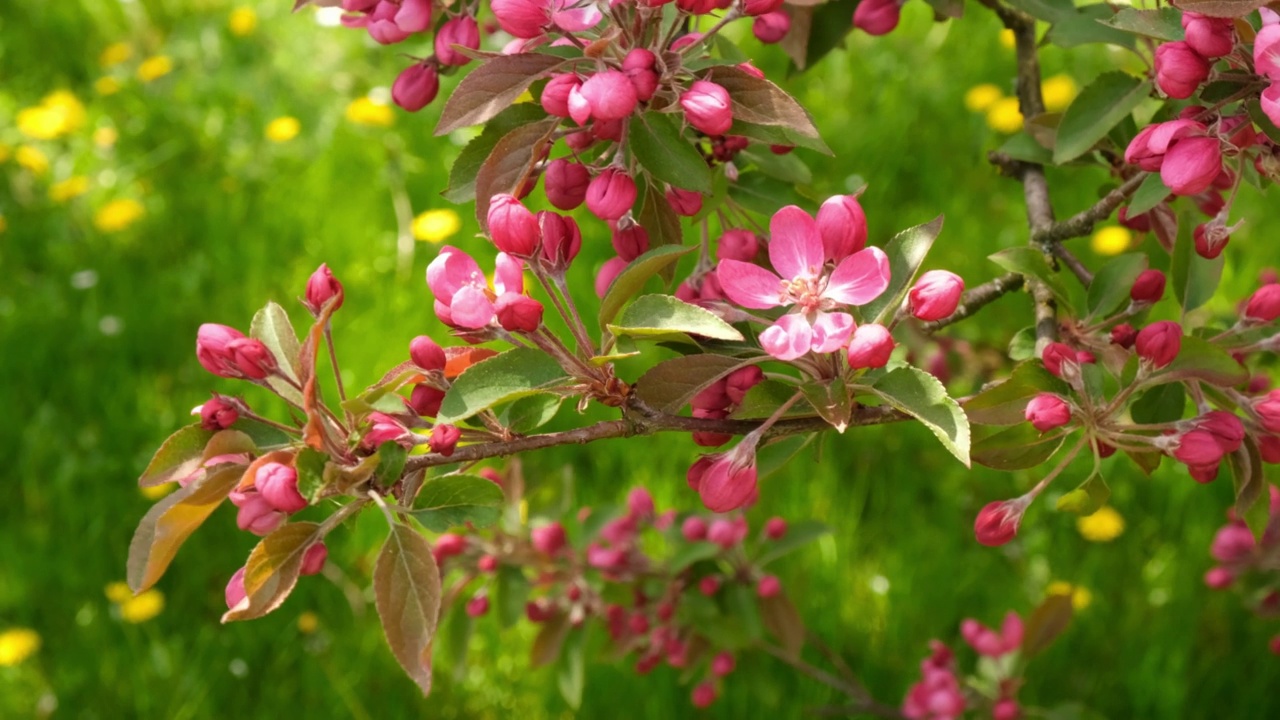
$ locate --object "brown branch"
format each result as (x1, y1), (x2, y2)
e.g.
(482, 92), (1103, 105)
(1051, 243), (1094, 286)
(1034, 173), (1148, 245)
(921, 272), (1025, 334)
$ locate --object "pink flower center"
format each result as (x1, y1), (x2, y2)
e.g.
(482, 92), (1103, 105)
(782, 272), (830, 313)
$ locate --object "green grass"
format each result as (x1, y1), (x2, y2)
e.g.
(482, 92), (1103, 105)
(3, 1), (1280, 718)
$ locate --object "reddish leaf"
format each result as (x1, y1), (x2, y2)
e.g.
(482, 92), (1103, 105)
(473, 118), (561, 226)
(435, 54), (565, 135)
(1022, 593), (1074, 658)
(222, 521), (325, 622)
(1172, 0), (1268, 18)
(530, 611), (571, 668)
(138, 424), (214, 487)
(760, 591), (806, 661)
(444, 346), (499, 379)
(127, 464), (242, 592)
(375, 522), (443, 696)
(202, 429), (258, 460)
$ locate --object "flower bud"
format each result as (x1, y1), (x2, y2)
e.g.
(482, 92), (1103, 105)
(257, 461), (307, 513)
(756, 575), (782, 598)
(538, 211), (582, 270)
(543, 158), (590, 210)
(1129, 269), (1166, 304)
(495, 293), (543, 332)
(225, 567), (247, 609)
(585, 169), (637, 221)
(853, 0), (901, 36)
(491, 0), (550, 38)
(711, 651), (736, 677)
(392, 62), (439, 112)
(622, 49), (659, 102)
(1244, 284), (1280, 322)
(408, 383), (445, 417)
(465, 595), (490, 617)
(410, 336), (447, 373)
(200, 396), (239, 430)
(541, 74), (581, 118)
(816, 195), (868, 262)
(752, 11), (790, 44)
(1188, 461), (1220, 483)
(908, 270), (965, 321)
(434, 16), (479, 67)
(743, 0), (783, 15)
(579, 70), (638, 122)
(846, 323), (894, 370)
(1204, 566), (1235, 589)
(666, 187), (703, 217)
(1211, 521), (1256, 564)
(393, 0), (432, 32)
(1118, 207), (1153, 232)
(434, 532), (467, 559)
(1025, 393), (1071, 432)
(698, 451), (758, 513)
(1105, 325), (1135, 350)
(993, 699), (1022, 720)
(716, 229), (758, 261)
(476, 554), (498, 573)
(707, 518), (738, 548)
(724, 366), (764, 406)
(1182, 12), (1235, 58)
(1194, 221), (1231, 260)
(1163, 136), (1222, 196)
(1154, 42), (1211, 99)
(682, 516), (709, 541)
(300, 542), (328, 576)
(196, 324), (246, 378)
(680, 81), (733, 137)
(236, 493), (286, 536)
(691, 682), (718, 709)
(305, 263), (344, 315)
(430, 424), (461, 456)
(1173, 429), (1225, 467)
(699, 576), (721, 596)
(529, 522), (566, 556)
(1197, 410), (1245, 454)
(1135, 321), (1181, 368)
(765, 517), (788, 540)
(1256, 391), (1280, 434)
(627, 487), (655, 520)
(487, 193), (541, 257)
(595, 256), (628, 298)
(973, 498), (1027, 547)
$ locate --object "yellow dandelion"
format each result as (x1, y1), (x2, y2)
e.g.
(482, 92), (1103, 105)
(999, 29), (1016, 50)
(0, 628), (42, 667)
(229, 7), (259, 36)
(95, 77), (122, 96)
(265, 116), (301, 143)
(94, 199), (146, 233)
(297, 611), (319, 634)
(120, 589), (165, 623)
(985, 97), (1024, 134)
(16, 146), (49, 176)
(412, 208), (462, 243)
(1091, 226), (1132, 256)
(140, 483), (173, 501)
(1046, 581), (1093, 611)
(16, 92), (85, 140)
(345, 97), (395, 127)
(100, 42), (133, 67)
(137, 55), (173, 83)
(964, 84), (1004, 113)
(105, 582), (134, 604)
(1077, 505), (1125, 542)
(50, 176), (91, 203)
(94, 127), (119, 149)
(1042, 74), (1079, 114)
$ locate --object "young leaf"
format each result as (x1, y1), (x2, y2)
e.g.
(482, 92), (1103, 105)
(972, 424), (1067, 471)
(496, 393), (564, 433)
(783, 0), (857, 71)
(222, 521), (324, 622)
(634, 354), (747, 413)
(628, 113), (713, 194)
(1126, 173), (1172, 216)
(436, 348), (569, 424)
(495, 566), (530, 628)
(1056, 472), (1111, 515)
(608, 294), (745, 342)
(127, 464), (243, 592)
(598, 245), (695, 329)
(1021, 592), (1074, 658)
(139, 424), (215, 487)
(869, 366), (971, 466)
(862, 216), (945, 324)
(435, 53), (564, 135)
(1174, 0), (1269, 19)
(1044, 6), (1137, 50)
(733, 380), (815, 420)
(294, 446), (329, 502)
(800, 378), (853, 432)
(1170, 210), (1225, 313)
(473, 117), (561, 226)
(251, 301), (305, 405)
(1086, 253), (1148, 318)
(1227, 437), (1264, 517)
(374, 522), (443, 697)
(1129, 383), (1186, 424)
(410, 474), (505, 532)
(728, 173), (812, 215)
(1054, 73), (1150, 164)
(444, 104), (548, 203)
(1104, 7), (1185, 41)
(373, 441), (409, 489)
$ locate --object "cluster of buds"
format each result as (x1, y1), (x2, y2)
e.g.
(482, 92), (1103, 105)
(1202, 487), (1280, 655)
(903, 610), (1027, 719)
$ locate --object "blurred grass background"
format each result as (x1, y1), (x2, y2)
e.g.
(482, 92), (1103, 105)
(3, 0), (1280, 717)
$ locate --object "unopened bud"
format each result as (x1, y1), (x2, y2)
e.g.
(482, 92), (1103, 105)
(305, 263), (344, 315)
(1135, 321), (1182, 368)
(908, 270), (964, 321)
(392, 62), (439, 112)
(1129, 269), (1166, 304)
(429, 424), (461, 456)
(586, 169), (637, 221)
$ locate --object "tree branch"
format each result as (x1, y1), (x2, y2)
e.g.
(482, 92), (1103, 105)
(1034, 173), (1148, 245)
(922, 272), (1025, 333)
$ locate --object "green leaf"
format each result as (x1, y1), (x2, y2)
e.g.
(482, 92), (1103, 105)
(700, 65), (828, 153)
(1104, 7), (1185, 41)
(1170, 213), (1224, 313)
(436, 348), (569, 424)
(411, 474), (506, 532)
(965, 361), (1069, 426)
(495, 566), (530, 628)
(373, 522), (443, 697)
(251, 301), (305, 404)
(1021, 593), (1074, 658)
(139, 424), (215, 487)
(444, 104), (547, 203)
(869, 366), (971, 466)
(1175, 0), (1269, 20)
(1045, 6), (1137, 50)
(1127, 173), (1172, 216)
(127, 464), (242, 592)
(629, 113), (713, 194)
(435, 53), (564, 134)
(757, 520), (831, 567)
(728, 172), (811, 215)
(598, 246), (695, 330)
(609, 294), (744, 342)
(228, 418), (292, 449)
(1129, 383), (1186, 424)
(732, 379), (814, 420)
(782, 0), (858, 72)
(997, 133), (1053, 165)
(727, 583), (764, 644)
(1086, 253), (1148, 318)
(1055, 73), (1150, 164)
(989, 247), (1074, 311)
(972, 424), (1067, 471)
(800, 378), (852, 432)
(739, 148), (813, 185)
(1003, 0), (1073, 22)
(668, 542), (722, 573)
(557, 627), (586, 710)
(1008, 326), (1038, 361)
(634, 354), (746, 413)
(725, 119), (832, 155)
(635, 179), (685, 256)
(862, 216), (945, 324)
(1056, 472), (1111, 515)
(295, 447), (329, 503)
(373, 441), (409, 489)
(757, 434), (817, 480)
(496, 393), (563, 433)
(1150, 334), (1249, 388)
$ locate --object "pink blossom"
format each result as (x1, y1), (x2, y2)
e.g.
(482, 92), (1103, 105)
(1245, 284), (1280, 322)
(300, 542), (328, 576)
(816, 194), (868, 261)
(538, 211), (581, 270)
(753, 12), (790, 44)
(225, 567), (247, 609)
(847, 323), (894, 369)
(1129, 269), (1165, 304)
(577, 70), (638, 122)
(973, 497), (1029, 547)
(1262, 83), (1280, 130)
(491, 0), (601, 39)
(200, 396), (239, 430)
(544, 158), (590, 210)
(305, 263), (344, 315)
(681, 516), (708, 541)
(717, 229), (759, 261)
(1025, 393), (1071, 432)
(408, 383), (444, 417)
(487, 193), (541, 257)
(585, 169), (636, 221)
(409, 335), (446, 372)
(680, 80), (733, 136)
(435, 16), (480, 67)
(757, 575), (781, 598)
(908, 270), (964, 321)
(622, 49), (659, 101)
(1161, 135), (1222, 196)
(392, 62), (439, 112)
(429, 424), (461, 456)
(595, 256), (628, 298)
(426, 246), (526, 329)
(854, 0), (901, 36)
(1154, 42), (1210, 99)
(1135, 320), (1181, 367)
(1255, 24), (1280, 81)
(694, 443), (759, 513)
(1211, 520), (1256, 564)
(540, 74), (580, 117)
(1182, 12), (1235, 59)
(960, 611), (1024, 657)
(716, 205), (890, 360)
(256, 461), (306, 513)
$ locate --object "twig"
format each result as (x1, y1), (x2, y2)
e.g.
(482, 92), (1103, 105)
(1034, 173), (1148, 245)
(1051, 243), (1094, 286)
(921, 273), (1025, 333)
(761, 644), (905, 719)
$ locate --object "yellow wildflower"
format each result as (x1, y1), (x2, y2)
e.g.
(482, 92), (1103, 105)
(0, 628), (41, 667)
(95, 77), (122, 96)
(1077, 505), (1125, 542)
(1091, 226), (1132, 256)
(412, 208), (462, 243)
(105, 582), (134, 604)
(16, 146), (49, 176)
(100, 42), (133, 67)
(297, 612), (319, 634)
(140, 483), (173, 501)
(50, 176), (91, 203)
(265, 116), (301, 143)
(1042, 74), (1079, 114)
(137, 55), (173, 83)
(964, 84), (1003, 113)
(120, 589), (165, 623)
(94, 199), (146, 233)
(17, 91), (85, 139)
(1046, 581), (1093, 610)
(985, 97), (1024, 134)
(94, 127), (119, 149)
(229, 7), (259, 36)
(999, 29), (1015, 50)
(345, 97), (394, 127)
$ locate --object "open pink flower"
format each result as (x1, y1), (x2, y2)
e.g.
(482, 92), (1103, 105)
(426, 246), (527, 329)
(716, 205), (889, 360)
(490, 0), (601, 39)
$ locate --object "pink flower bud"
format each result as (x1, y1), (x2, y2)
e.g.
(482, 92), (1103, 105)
(236, 493), (286, 536)
(1196, 410), (1245, 454)
(698, 450), (758, 513)
(725, 366), (764, 405)
(816, 195), (868, 262)
(430, 424), (461, 456)
(1262, 83), (1280, 130)
(434, 532), (467, 559)
(541, 74), (581, 118)
(1204, 566), (1235, 589)
(993, 699), (1022, 720)
(765, 517), (787, 540)
(627, 487), (655, 519)
(300, 542), (328, 576)
(622, 49), (659, 101)
(1110, 323), (1137, 349)
(1135, 321), (1181, 367)
(477, 554), (498, 573)
(585, 169), (637, 221)
(1188, 461), (1220, 483)
(908, 270), (965, 321)
(409, 335), (446, 372)
(537, 211), (581, 271)
(1154, 42), (1211, 99)
(543, 158), (590, 210)
(196, 324), (246, 378)
(680, 81), (733, 137)
(466, 595), (490, 617)
(487, 193), (541, 257)
(394, 0), (432, 32)
(743, 0), (783, 15)
(1162, 136), (1222, 196)
(1173, 429), (1225, 467)
(677, 0), (718, 14)
(699, 576), (721, 595)
(757, 574), (782, 598)
(691, 682), (718, 709)
(1245, 284), (1280, 322)
(1211, 521), (1256, 564)
(1182, 13), (1235, 58)
(305, 263), (344, 315)
(490, 0), (547, 38)
(710, 650), (736, 677)
(973, 498), (1027, 547)
(1194, 221), (1230, 259)
(752, 11), (791, 44)
(200, 396), (239, 430)
(586, 543), (627, 571)
(853, 0), (901, 36)
(707, 518), (737, 548)
(610, 222), (651, 261)
(525, 600), (551, 623)
(681, 516), (709, 541)
(1129, 269), (1166, 304)
(666, 187), (703, 217)
(257, 461), (307, 513)
(392, 62), (440, 112)
(1025, 393), (1071, 432)
(595, 256), (628, 298)
(530, 522), (566, 556)
(435, 16), (479, 67)
(1262, 435), (1280, 464)
(408, 383), (445, 417)
(1256, 391), (1280, 434)
(716, 229), (758, 262)
(579, 70), (638, 122)
(847, 323), (894, 370)
(495, 293), (543, 332)
(225, 567), (247, 609)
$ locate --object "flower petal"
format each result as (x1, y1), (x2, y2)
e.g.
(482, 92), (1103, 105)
(810, 312), (854, 353)
(716, 260), (785, 309)
(768, 205), (824, 281)
(825, 246), (890, 306)
(450, 286), (495, 329)
(494, 252), (524, 295)
(759, 314), (812, 361)
(552, 2), (602, 33)
(426, 246), (485, 304)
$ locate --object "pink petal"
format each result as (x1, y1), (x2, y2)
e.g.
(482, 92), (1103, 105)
(759, 314), (812, 361)
(810, 312), (854, 353)
(1148, 119), (1206, 154)
(426, 246), (486, 304)
(1256, 25), (1280, 81)
(494, 252), (524, 295)
(1262, 83), (1280, 130)
(768, 205), (824, 282)
(450, 286), (495, 329)
(716, 260), (785, 310)
(551, 2), (602, 32)
(824, 246), (890, 306)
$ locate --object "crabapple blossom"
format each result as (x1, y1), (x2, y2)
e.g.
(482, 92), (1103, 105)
(1244, 284), (1280, 322)
(196, 324), (277, 380)
(1182, 12), (1234, 58)
(434, 17), (479, 67)
(1129, 269), (1166, 304)
(256, 462), (306, 514)
(305, 263), (344, 314)
(1154, 42), (1211, 99)
(680, 81), (733, 136)
(543, 158), (590, 210)
(753, 12), (790, 44)
(487, 193), (541, 257)
(1135, 321), (1181, 368)
(908, 270), (964, 321)
(854, 0), (901, 36)
(974, 497), (1029, 547)
(391, 62), (439, 111)
(847, 323), (894, 369)
(585, 169), (637, 221)
(426, 247), (527, 330)
(816, 194), (868, 261)
(199, 397), (239, 430)
(1025, 393), (1071, 432)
